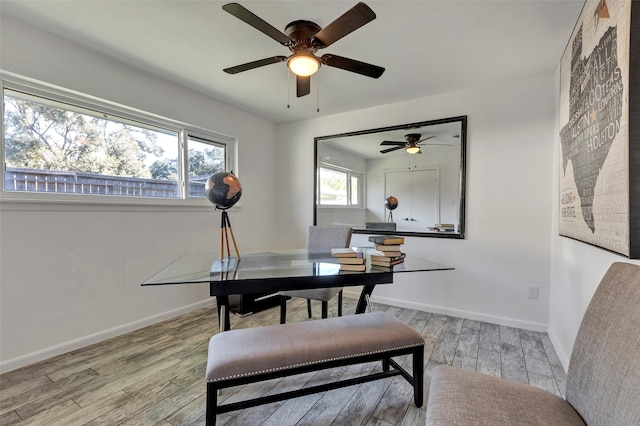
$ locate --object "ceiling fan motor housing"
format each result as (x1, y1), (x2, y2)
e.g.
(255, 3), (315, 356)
(405, 133), (422, 143)
(285, 20), (321, 56)
(285, 20), (321, 41)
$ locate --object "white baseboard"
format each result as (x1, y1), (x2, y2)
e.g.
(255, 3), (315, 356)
(3, 292), (554, 374)
(546, 327), (570, 370)
(0, 299), (215, 374)
(343, 289), (548, 332)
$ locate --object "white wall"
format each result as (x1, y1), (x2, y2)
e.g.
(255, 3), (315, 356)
(275, 73), (557, 331)
(0, 16), (278, 372)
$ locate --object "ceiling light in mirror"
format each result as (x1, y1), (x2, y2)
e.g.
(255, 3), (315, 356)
(406, 144), (421, 154)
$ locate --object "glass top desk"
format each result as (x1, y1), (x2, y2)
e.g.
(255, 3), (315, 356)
(142, 248), (453, 331)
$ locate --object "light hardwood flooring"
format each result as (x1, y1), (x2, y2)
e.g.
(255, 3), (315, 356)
(0, 297), (566, 425)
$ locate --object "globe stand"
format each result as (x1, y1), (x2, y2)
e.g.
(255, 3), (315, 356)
(219, 210), (241, 260)
(385, 196), (398, 223)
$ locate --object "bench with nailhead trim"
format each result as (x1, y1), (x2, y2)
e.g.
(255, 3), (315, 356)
(205, 312), (425, 425)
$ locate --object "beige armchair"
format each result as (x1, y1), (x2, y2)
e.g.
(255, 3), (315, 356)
(425, 262), (640, 425)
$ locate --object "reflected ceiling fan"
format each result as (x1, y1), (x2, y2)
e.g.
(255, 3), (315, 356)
(221, 2), (385, 97)
(380, 133), (452, 155)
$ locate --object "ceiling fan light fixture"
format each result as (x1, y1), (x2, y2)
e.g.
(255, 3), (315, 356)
(288, 53), (320, 76)
(406, 144), (421, 154)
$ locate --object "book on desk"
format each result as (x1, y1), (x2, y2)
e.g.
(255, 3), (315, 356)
(332, 248), (365, 271)
(368, 235), (405, 245)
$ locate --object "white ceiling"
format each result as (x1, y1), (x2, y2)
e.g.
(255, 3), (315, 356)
(2, 0), (584, 124)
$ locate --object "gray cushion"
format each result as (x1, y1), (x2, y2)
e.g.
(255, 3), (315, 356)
(425, 365), (585, 426)
(565, 262), (640, 426)
(206, 312), (424, 382)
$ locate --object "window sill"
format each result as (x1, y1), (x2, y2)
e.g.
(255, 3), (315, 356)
(0, 192), (240, 212)
(317, 206), (367, 211)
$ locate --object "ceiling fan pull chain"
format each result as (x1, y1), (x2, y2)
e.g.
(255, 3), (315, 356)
(287, 67), (291, 108)
(317, 74), (320, 113)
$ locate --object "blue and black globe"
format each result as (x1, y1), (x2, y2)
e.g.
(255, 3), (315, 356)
(205, 171), (242, 210)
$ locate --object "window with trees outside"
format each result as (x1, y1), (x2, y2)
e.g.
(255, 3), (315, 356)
(318, 165), (362, 206)
(2, 82), (230, 201)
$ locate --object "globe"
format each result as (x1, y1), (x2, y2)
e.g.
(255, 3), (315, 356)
(205, 171), (242, 210)
(385, 196), (398, 211)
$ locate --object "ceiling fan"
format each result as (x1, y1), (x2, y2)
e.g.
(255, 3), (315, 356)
(380, 134), (452, 155)
(221, 2), (385, 98)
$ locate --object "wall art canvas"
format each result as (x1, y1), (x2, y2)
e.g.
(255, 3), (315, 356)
(559, 0), (639, 258)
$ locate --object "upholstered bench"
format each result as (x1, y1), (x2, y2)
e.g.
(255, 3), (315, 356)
(205, 312), (425, 425)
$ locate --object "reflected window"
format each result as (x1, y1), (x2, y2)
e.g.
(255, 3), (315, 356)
(318, 165), (361, 207)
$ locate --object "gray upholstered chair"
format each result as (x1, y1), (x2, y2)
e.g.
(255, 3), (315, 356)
(425, 261), (640, 426)
(279, 226), (353, 324)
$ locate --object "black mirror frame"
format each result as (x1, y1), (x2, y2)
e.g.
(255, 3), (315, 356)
(313, 115), (467, 239)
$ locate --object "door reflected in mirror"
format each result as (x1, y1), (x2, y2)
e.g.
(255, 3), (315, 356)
(314, 116), (467, 238)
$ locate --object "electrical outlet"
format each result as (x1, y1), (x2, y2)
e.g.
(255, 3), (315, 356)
(528, 286), (539, 300)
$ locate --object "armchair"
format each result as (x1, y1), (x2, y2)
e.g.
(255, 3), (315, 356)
(425, 262), (640, 425)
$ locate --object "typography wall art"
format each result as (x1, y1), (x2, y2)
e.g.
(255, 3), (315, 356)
(559, 0), (639, 258)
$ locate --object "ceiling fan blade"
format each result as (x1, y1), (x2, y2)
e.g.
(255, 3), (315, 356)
(222, 3), (292, 46)
(313, 2), (376, 48)
(418, 136), (437, 143)
(380, 146), (404, 154)
(223, 56), (287, 74)
(321, 54), (385, 78)
(380, 141), (406, 146)
(297, 75), (311, 97)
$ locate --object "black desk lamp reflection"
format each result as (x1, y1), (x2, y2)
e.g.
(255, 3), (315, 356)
(385, 196), (398, 222)
(205, 171), (242, 261)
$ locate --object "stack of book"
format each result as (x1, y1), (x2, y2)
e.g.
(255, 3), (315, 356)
(368, 235), (406, 269)
(331, 248), (366, 271)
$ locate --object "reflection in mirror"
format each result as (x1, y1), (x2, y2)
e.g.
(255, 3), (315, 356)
(314, 116), (466, 238)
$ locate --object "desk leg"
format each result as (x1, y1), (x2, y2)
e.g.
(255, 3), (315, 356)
(216, 295), (231, 331)
(355, 285), (376, 314)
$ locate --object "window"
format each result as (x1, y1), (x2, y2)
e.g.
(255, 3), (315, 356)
(186, 135), (226, 198)
(318, 165), (362, 207)
(2, 79), (231, 201)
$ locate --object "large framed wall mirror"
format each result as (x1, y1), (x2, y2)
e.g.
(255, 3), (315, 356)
(314, 116), (467, 238)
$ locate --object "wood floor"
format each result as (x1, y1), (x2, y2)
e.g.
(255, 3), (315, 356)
(0, 297), (566, 425)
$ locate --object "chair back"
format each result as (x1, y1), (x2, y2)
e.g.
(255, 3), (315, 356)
(306, 226), (352, 250)
(565, 262), (640, 426)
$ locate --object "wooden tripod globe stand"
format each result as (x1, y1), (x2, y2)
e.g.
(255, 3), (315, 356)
(219, 209), (240, 260)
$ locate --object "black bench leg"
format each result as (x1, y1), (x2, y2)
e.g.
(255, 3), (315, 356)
(382, 358), (390, 371)
(307, 299), (312, 318)
(338, 290), (343, 317)
(206, 382), (218, 426)
(280, 296), (287, 324)
(413, 346), (424, 407)
(321, 301), (328, 319)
